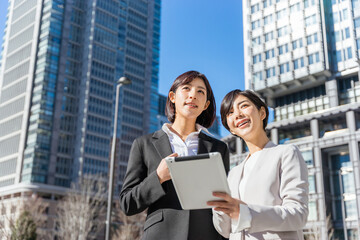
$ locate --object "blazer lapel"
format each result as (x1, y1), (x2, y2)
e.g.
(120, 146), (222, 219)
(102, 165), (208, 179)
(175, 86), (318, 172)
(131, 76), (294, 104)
(197, 131), (213, 154)
(152, 130), (173, 160)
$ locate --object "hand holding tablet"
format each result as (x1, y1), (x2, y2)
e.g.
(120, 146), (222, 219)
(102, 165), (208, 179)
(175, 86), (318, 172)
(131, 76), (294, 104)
(165, 152), (230, 210)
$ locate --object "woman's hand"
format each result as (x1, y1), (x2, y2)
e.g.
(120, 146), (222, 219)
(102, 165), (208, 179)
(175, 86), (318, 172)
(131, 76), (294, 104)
(156, 153), (178, 184)
(207, 192), (246, 219)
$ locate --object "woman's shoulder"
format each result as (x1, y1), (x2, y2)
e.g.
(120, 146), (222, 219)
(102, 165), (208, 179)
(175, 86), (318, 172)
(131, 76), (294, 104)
(266, 142), (300, 154)
(133, 129), (166, 144)
(199, 130), (227, 146)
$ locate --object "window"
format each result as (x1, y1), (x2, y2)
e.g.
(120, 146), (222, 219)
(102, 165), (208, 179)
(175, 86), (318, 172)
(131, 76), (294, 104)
(278, 44), (289, 55)
(252, 20), (261, 30)
(305, 14), (316, 26)
(355, 18), (360, 28)
(333, 12), (340, 23)
(254, 71), (263, 81)
(306, 33), (319, 46)
(266, 67), (276, 78)
(276, 9), (286, 20)
(264, 14), (273, 25)
(277, 26), (288, 37)
(252, 36), (261, 45)
(265, 31), (274, 42)
(345, 28), (350, 39)
(302, 150), (314, 166)
(279, 62), (290, 74)
(290, 3), (300, 13)
(304, 0), (315, 8)
(309, 52), (320, 64)
(347, 47), (352, 59)
(308, 201), (318, 221)
(263, 0), (272, 8)
(251, 3), (260, 13)
(336, 50), (342, 62)
(335, 31), (341, 42)
(253, 54), (262, 64)
(342, 9), (348, 20)
(265, 49), (275, 59)
(294, 57), (304, 69)
(292, 39), (303, 50)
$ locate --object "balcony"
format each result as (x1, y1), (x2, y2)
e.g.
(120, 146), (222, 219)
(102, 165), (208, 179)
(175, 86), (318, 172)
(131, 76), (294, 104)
(339, 85), (360, 105)
(275, 95), (330, 121)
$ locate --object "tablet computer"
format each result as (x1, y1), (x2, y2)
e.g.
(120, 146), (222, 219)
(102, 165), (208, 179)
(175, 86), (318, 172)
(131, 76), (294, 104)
(165, 152), (230, 210)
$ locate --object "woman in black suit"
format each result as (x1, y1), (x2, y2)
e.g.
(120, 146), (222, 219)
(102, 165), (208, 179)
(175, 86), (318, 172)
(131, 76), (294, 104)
(119, 70), (229, 240)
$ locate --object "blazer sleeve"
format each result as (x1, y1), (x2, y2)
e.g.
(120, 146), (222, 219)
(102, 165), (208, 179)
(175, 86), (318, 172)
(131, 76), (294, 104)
(211, 166), (237, 238)
(119, 138), (166, 216)
(247, 145), (309, 233)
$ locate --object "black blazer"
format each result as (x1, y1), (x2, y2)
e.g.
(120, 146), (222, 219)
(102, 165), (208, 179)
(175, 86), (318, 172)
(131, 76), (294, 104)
(119, 129), (229, 240)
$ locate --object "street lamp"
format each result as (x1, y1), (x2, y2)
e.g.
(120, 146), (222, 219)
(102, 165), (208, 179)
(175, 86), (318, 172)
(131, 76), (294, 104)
(105, 77), (131, 240)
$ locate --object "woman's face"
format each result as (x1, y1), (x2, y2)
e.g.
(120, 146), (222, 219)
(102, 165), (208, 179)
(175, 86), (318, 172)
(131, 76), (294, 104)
(226, 95), (266, 140)
(169, 77), (210, 122)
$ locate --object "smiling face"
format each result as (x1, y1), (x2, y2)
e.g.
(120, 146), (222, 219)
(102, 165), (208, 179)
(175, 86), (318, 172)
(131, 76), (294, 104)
(169, 77), (210, 122)
(226, 95), (266, 141)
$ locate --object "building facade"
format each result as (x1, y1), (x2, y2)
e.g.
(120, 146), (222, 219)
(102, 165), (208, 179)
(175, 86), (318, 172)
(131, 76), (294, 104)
(0, 0), (160, 234)
(226, 0), (360, 239)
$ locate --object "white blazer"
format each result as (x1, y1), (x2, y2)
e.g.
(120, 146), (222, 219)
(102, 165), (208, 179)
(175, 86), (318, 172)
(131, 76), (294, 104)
(213, 141), (309, 240)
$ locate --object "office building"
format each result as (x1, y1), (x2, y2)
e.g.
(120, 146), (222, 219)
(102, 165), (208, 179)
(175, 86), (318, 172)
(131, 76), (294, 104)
(0, 0), (160, 235)
(224, 0), (360, 239)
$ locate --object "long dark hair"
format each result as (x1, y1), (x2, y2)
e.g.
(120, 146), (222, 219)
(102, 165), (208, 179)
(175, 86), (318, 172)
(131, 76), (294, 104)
(165, 71), (216, 128)
(220, 89), (269, 131)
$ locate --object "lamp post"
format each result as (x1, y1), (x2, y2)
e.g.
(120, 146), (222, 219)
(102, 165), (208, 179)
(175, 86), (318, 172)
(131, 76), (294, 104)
(105, 77), (131, 240)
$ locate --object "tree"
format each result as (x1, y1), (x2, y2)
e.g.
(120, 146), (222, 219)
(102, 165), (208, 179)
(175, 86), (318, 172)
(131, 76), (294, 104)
(112, 206), (146, 240)
(0, 194), (48, 239)
(55, 175), (107, 240)
(10, 211), (37, 240)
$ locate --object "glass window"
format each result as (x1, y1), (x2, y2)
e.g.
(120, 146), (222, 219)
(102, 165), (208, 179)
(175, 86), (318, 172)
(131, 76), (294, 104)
(356, 111), (360, 129)
(266, 67), (276, 78)
(336, 50), (342, 62)
(319, 115), (347, 137)
(254, 71), (263, 81)
(347, 47), (352, 59)
(302, 150), (314, 166)
(345, 28), (350, 39)
(264, 14), (273, 25)
(343, 9), (348, 20)
(309, 175), (316, 193)
(252, 20), (261, 30)
(335, 31), (341, 42)
(355, 18), (360, 28)
(251, 3), (260, 13)
(309, 55), (314, 64)
(308, 201), (318, 221)
(314, 33), (318, 42)
(265, 31), (274, 42)
(333, 12), (340, 23)
(307, 36), (312, 45)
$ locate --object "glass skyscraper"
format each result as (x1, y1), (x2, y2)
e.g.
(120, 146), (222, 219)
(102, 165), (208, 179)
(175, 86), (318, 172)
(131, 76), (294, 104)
(223, 0), (360, 239)
(0, 0), (160, 217)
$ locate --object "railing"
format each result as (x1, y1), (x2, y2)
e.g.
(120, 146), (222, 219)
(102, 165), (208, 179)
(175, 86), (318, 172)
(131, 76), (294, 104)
(339, 85), (360, 105)
(275, 95), (330, 121)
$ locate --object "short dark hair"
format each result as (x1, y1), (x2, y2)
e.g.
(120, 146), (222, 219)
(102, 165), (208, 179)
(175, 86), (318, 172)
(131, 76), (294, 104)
(165, 70), (216, 128)
(220, 89), (269, 132)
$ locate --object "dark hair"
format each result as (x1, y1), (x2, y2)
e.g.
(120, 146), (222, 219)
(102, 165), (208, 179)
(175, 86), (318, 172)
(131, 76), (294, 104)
(220, 89), (269, 132)
(165, 71), (216, 128)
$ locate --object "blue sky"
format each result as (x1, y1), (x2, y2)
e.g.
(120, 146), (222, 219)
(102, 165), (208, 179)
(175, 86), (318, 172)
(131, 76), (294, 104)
(0, 1), (244, 136)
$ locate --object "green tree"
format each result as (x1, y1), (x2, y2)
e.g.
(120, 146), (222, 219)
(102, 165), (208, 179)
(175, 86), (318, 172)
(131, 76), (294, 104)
(10, 211), (37, 240)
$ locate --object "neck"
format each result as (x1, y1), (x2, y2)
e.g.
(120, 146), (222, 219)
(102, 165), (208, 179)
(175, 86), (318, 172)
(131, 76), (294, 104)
(243, 131), (269, 155)
(171, 118), (197, 141)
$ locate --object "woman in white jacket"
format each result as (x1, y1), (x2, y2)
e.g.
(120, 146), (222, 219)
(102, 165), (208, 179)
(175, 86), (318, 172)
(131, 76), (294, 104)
(208, 90), (308, 240)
